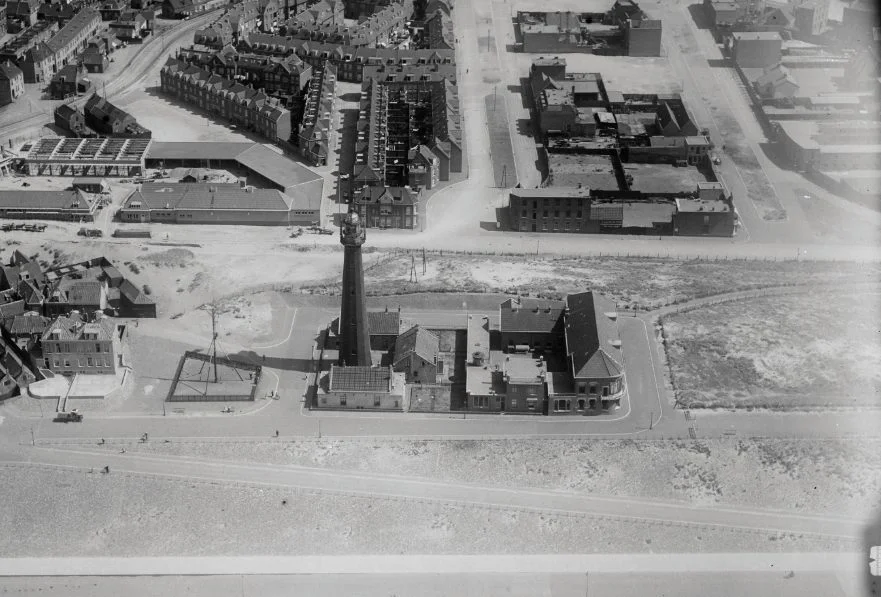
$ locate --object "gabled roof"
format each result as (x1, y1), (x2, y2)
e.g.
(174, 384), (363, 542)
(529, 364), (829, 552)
(0, 62), (23, 81)
(394, 325), (439, 367)
(7, 314), (51, 336)
(367, 311), (401, 335)
(329, 364), (391, 393)
(564, 292), (623, 380)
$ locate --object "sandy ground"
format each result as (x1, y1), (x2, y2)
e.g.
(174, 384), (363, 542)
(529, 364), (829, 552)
(0, 464), (848, 557)
(663, 291), (881, 408)
(123, 437), (881, 518)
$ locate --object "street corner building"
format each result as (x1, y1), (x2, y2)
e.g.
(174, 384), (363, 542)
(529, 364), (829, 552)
(40, 312), (125, 376)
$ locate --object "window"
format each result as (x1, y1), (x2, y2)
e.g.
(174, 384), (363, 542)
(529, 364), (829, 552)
(589, 383), (597, 395)
(95, 343), (101, 352)
(554, 399), (570, 412)
(510, 398), (517, 408)
(53, 359), (60, 368)
(64, 359), (70, 367)
(87, 357), (93, 367)
(577, 211), (583, 218)
(603, 386), (609, 397)
(541, 223), (548, 231)
(577, 399), (586, 411)
(340, 396), (347, 406)
(527, 398), (537, 410)
(542, 210), (548, 217)
(554, 210), (559, 217)
(474, 396), (489, 408)
(578, 384), (586, 394)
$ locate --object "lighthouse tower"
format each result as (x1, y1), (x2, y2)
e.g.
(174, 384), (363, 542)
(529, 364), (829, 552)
(337, 209), (372, 367)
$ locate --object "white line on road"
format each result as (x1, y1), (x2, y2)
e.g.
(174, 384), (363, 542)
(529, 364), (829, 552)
(251, 308), (298, 351)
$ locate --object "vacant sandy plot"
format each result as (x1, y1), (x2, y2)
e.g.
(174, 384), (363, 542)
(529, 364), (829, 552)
(663, 291), (881, 409)
(120, 95), (253, 143)
(304, 251), (876, 309)
(0, 465), (844, 557)
(127, 437), (881, 518)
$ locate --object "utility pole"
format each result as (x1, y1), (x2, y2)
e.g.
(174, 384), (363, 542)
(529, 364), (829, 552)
(500, 164), (507, 188)
(649, 411), (654, 430)
(493, 86), (497, 112)
(422, 247), (426, 275)
(30, 427), (35, 446)
(409, 253), (417, 282)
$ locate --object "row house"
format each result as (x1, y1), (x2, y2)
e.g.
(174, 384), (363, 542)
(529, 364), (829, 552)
(194, 20), (233, 47)
(297, 63), (336, 165)
(284, 1), (407, 47)
(161, 0), (228, 19)
(285, 0), (343, 27)
(43, 7), (103, 77)
(176, 44), (311, 104)
(161, 57), (292, 143)
(0, 5), (6, 37)
(0, 20), (59, 63)
(242, 32), (455, 83)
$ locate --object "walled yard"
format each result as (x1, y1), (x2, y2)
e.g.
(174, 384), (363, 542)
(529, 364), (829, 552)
(0, 463), (849, 558)
(119, 436), (881, 518)
(662, 291), (881, 409)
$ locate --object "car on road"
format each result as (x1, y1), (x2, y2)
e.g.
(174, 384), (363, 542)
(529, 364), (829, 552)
(712, 155), (722, 165)
(54, 409), (83, 423)
(77, 227), (103, 238)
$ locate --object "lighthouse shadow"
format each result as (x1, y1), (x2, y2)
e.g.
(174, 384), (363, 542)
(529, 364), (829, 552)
(226, 351), (312, 373)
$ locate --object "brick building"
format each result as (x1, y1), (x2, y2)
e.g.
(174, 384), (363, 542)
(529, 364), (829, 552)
(730, 30), (782, 68)
(353, 184), (420, 229)
(242, 32), (455, 83)
(297, 63), (336, 165)
(84, 93), (152, 137)
(160, 58), (292, 143)
(41, 313), (122, 375)
(176, 44), (312, 105)
(0, 62), (25, 106)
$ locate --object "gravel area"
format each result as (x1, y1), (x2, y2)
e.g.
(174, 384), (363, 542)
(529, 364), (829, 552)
(122, 438), (881, 518)
(0, 465), (849, 557)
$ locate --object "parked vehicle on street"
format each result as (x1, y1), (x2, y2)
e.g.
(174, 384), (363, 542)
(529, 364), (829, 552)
(54, 409), (83, 423)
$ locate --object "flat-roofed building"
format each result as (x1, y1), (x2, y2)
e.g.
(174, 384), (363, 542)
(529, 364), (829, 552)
(730, 31), (782, 68)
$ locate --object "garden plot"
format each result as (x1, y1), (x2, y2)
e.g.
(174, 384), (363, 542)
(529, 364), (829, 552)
(662, 291), (881, 408)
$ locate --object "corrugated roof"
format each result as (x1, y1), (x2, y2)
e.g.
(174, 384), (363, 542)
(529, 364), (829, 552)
(329, 365), (391, 392)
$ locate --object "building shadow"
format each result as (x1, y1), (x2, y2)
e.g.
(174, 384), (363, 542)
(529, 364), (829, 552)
(339, 92), (361, 102)
(687, 3), (713, 30)
(227, 351), (312, 373)
(757, 141), (790, 170)
(336, 108), (358, 178)
(706, 58), (730, 68)
(489, 206), (510, 231)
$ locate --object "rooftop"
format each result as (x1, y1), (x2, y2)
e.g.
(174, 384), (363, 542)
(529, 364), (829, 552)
(564, 291), (623, 380)
(548, 153), (620, 191)
(500, 297), (565, 334)
(328, 365), (392, 393)
(625, 162), (713, 194)
(503, 352), (547, 384)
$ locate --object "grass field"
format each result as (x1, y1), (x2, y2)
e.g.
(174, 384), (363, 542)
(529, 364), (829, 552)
(662, 291), (881, 408)
(0, 464), (848, 557)
(125, 437), (881, 517)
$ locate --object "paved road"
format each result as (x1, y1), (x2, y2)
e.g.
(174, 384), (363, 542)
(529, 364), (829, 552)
(0, 568), (859, 597)
(0, 11), (219, 142)
(4, 446), (865, 540)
